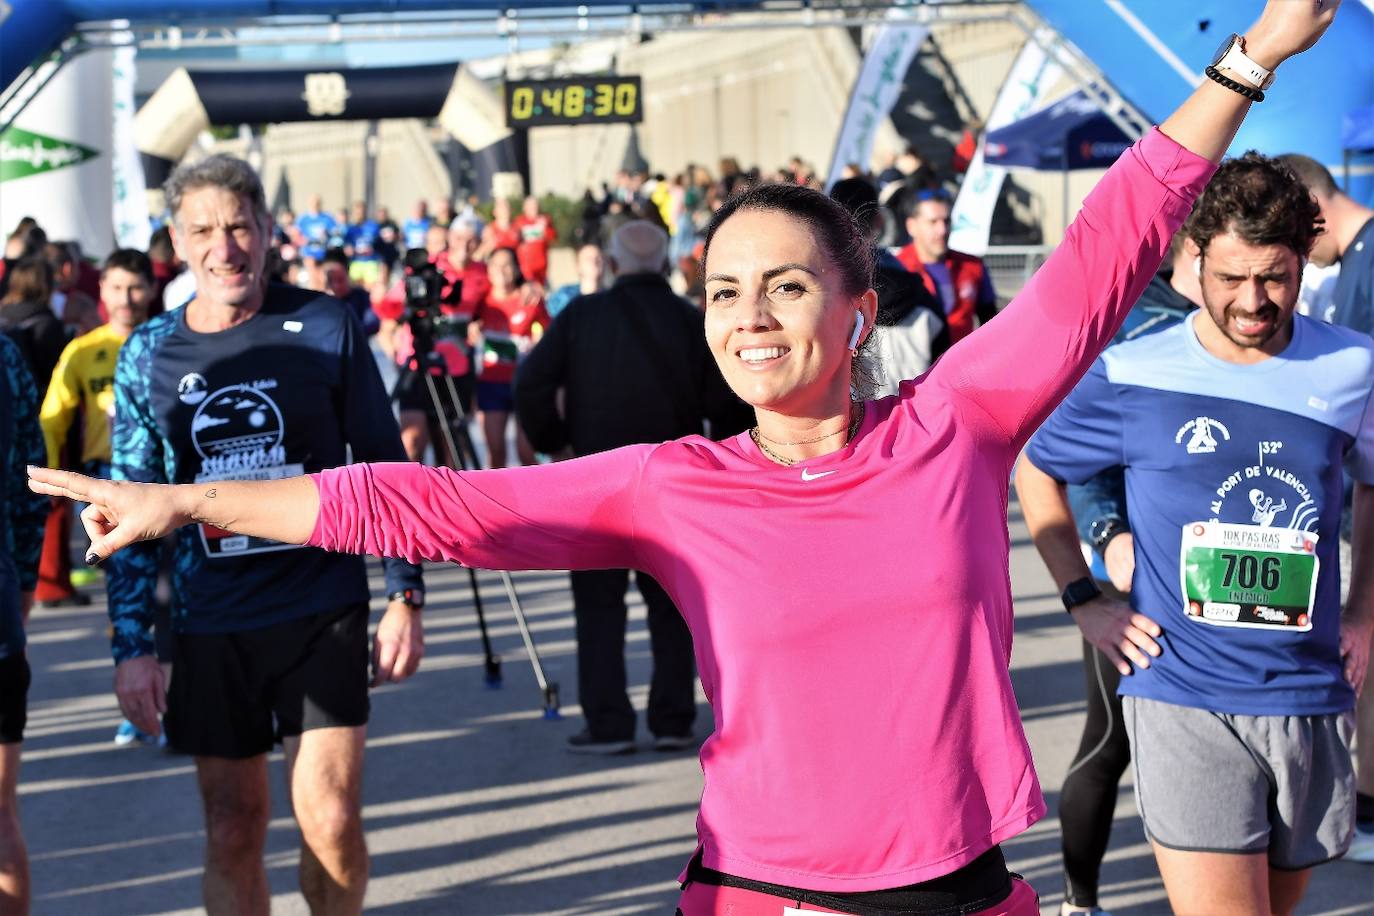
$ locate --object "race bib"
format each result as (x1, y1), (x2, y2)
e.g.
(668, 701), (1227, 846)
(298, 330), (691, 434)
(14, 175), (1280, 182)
(1179, 522), (1318, 631)
(194, 463), (304, 558)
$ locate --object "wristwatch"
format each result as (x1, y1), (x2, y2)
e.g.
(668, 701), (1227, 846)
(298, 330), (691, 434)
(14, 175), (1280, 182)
(1089, 516), (1130, 556)
(388, 588), (425, 610)
(1061, 577), (1103, 614)
(1211, 33), (1275, 91)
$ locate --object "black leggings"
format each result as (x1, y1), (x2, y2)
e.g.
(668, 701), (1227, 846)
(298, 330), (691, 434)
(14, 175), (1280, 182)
(1059, 638), (1131, 909)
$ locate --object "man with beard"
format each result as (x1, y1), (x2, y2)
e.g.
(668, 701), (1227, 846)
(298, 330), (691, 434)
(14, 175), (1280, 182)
(1017, 152), (1374, 915)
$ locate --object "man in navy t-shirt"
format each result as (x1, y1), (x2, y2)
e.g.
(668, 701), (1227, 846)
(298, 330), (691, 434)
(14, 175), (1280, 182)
(110, 155), (425, 914)
(1018, 153), (1374, 914)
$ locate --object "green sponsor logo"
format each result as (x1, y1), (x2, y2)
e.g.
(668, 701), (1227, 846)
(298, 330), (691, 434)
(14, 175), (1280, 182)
(0, 127), (99, 182)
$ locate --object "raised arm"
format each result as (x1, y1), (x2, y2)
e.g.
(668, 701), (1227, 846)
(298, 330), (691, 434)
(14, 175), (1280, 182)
(927, 0), (1340, 450)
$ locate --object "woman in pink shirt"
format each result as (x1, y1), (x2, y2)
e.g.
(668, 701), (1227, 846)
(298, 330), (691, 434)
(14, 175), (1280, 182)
(30, 5), (1336, 912)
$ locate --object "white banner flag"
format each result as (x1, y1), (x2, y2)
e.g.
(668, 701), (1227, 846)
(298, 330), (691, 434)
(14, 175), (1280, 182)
(948, 34), (1064, 256)
(0, 49), (115, 257)
(111, 37), (151, 250)
(824, 23), (930, 190)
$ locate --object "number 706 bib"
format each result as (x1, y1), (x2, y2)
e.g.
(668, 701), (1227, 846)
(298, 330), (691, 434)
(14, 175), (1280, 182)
(1179, 522), (1318, 631)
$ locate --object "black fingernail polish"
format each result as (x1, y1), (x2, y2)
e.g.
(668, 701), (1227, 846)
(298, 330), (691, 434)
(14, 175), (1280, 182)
(84, 553), (101, 567)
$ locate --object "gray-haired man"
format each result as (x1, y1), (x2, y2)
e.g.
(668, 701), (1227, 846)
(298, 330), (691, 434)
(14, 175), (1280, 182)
(107, 154), (425, 913)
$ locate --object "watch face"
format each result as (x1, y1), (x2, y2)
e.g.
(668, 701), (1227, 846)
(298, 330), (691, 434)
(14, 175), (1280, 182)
(1212, 32), (1240, 67)
(1064, 578), (1101, 609)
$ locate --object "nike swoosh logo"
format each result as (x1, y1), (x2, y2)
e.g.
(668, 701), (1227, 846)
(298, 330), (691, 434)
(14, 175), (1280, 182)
(800, 469), (837, 482)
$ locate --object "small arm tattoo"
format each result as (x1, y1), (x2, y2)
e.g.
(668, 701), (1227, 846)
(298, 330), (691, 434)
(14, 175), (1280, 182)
(205, 489), (217, 498)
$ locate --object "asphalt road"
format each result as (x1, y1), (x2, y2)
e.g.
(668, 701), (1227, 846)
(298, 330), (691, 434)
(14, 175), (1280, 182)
(16, 499), (1373, 914)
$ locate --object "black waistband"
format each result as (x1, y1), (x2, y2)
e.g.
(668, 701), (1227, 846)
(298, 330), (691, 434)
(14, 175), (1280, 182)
(684, 845), (1013, 916)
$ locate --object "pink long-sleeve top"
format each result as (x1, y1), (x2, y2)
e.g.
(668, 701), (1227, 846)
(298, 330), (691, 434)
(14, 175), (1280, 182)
(309, 128), (1214, 891)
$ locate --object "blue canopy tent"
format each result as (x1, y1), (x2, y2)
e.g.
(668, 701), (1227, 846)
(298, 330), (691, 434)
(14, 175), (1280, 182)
(1343, 104), (1374, 197)
(983, 89), (1133, 233)
(1346, 106), (1374, 153)
(1026, 0), (1374, 202)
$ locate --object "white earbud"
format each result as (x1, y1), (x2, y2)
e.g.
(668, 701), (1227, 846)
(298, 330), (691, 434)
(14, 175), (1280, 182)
(1193, 257), (1202, 277)
(847, 309), (864, 351)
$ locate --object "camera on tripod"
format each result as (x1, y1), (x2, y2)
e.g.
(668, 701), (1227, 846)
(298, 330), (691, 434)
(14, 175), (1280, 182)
(391, 251), (560, 718)
(401, 247), (465, 354)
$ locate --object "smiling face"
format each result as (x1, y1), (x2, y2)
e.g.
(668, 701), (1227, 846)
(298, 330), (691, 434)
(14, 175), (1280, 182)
(703, 208), (870, 417)
(171, 186), (271, 314)
(1196, 230), (1301, 359)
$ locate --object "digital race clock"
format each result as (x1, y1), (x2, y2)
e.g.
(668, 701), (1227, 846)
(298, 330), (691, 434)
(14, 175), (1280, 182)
(504, 76), (643, 128)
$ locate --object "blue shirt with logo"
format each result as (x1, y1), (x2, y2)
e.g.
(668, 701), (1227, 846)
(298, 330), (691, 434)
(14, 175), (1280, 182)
(296, 211), (339, 247)
(402, 218), (431, 251)
(108, 285), (422, 663)
(1026, 312), (1374, 715)
(344, 219), (380, 261)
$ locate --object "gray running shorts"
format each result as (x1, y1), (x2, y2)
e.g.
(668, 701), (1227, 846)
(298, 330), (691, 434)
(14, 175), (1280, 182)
(1122, 695), (1355, 869)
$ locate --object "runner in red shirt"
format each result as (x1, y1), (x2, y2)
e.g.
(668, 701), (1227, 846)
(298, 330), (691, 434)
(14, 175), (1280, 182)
(512, 195), (558, 286)
(474, 247), (549, 468)
(479, 198), (520, 262)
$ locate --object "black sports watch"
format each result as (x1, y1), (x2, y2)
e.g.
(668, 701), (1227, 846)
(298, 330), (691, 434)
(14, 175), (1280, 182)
(388, 588), (425, 610)
(1089, 515), (1130, 556)
(1061, 577), (1102, 614)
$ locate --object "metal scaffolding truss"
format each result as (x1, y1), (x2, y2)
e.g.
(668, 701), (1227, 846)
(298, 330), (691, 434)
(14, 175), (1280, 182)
(71, 1), (1009, 49)
(3, 1), (1153, 142)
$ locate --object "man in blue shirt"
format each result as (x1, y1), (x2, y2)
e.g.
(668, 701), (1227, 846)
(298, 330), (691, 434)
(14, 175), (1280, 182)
(111, 155), (425, 914)
(1017, 153), (1374, 915)
(0, 335), (49, 913)
(401, 200), (431, 252)
(294, 194), (339, 252)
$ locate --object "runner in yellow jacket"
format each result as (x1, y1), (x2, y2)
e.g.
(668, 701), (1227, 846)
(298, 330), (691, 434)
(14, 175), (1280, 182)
(40, 250), (154, 471)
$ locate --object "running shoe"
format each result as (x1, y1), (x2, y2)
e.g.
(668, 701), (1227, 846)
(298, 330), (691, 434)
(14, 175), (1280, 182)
(113, 719), (159, 747)
(566, 730), (635, 755)
(113, 719), (144, 746)
(1060, 905), (1112, 916)
(652, 733), (697, 752)
(1346, 824), (1374, 864)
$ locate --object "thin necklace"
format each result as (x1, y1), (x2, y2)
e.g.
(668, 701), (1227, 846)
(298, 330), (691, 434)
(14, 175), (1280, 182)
(750, 402), (866, 467)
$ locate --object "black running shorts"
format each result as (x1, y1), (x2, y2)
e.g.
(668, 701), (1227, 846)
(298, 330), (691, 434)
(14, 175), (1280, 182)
(0, 653), (30, 744)
(165, 603), (370, 758)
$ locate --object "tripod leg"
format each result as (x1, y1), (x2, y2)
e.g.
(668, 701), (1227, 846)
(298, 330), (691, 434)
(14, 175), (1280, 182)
(424, 367), (557, 715)
(469, 567), (502, 687)
(422, 372), (502, 686)
(499, 571), (561, 719)
(440, 374), (484, 472)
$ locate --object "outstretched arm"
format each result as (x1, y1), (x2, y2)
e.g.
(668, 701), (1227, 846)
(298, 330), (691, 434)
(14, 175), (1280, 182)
(32, 443), (651, 573)
(28, 469), (319, 563)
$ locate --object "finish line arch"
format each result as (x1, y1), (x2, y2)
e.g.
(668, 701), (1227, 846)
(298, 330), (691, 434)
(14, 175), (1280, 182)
(136, 61), (516, 199)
